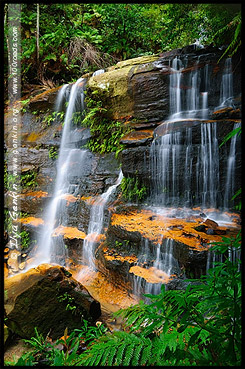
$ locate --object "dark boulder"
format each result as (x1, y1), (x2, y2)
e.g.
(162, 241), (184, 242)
(4, 264), (101, 339)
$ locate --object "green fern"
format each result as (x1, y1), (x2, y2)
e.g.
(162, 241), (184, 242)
(76, 331), (154, 366)
(212, 12), (241, 62)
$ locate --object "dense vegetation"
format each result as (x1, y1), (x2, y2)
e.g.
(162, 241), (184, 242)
(4, 3), (241, 91)
(5, 232), (241, 366)
(4, 3), (241, 367)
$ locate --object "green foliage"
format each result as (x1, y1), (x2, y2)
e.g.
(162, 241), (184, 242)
(43, 110), (64, 127)
(75, 331), (153, 366)
(20, 230), (30, 250)
(78, 232), (241, 366)
(5, 321), (107, 366)
(20, 98), (31, 113)
(5, 3), (240, 89)
(212, 11), (241, 62)
(83, 90), (131, 156)
(57, 292), (77, 315)
(4, 162), (17, 191)
(121, 176), (147, 202)
(21, 170), (38, 188)
(219, 125), (241, 147)
(48, 146), (58, 160)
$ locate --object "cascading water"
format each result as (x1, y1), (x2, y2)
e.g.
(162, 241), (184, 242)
(30, 78), (88, 267)
(206, 243), (241, 273)
(223, 122), (241, 210)
(133, 238), (179, 298)
(220, 58), (233, 107)
(54, 84), (69, 112)
(92, 69), (105, 77)
(151, 121), (220, 208)
(169, 56), (210, 120)
(198, 122), (219, 208)
(150, 55), (239, 212)
(82, 170), (123, 270)
(169, 57), (183, 119)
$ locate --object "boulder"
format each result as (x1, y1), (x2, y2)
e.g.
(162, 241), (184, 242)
(4, 264), (101, 339)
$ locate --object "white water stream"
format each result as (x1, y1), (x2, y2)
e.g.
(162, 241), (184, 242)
(82, 170), (123, 270)
(29, 78), (87, 267)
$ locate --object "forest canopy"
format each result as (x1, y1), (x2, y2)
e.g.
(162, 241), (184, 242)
(4, 3), (241, 89)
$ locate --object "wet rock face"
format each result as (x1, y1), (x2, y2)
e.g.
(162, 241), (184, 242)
(98, 206), (240, 290)
(88, 45), (241, 124)
(4, 264), (101, 339)
(121, 118), (241, 209)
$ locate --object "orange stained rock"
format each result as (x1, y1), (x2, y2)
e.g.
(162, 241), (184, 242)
(85, 233), (106, 243)
(29, 86), (60, 103)
(17, 217), (44, 227)
(70, 265), (139, 312)
(121, 129), (154, 141)
(59, 194), (77, 204)
(81, 195), (92, 201)
(81, 196), (99, 205)
(103, 247), (137, 264)
(129, 265), (171, 284)
(26, 132), (40, 142)
(22, 191), (48, 198)
(52, 226), (86, 239)
(110, 210), (240, 251)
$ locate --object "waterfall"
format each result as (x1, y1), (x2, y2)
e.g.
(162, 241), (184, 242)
(150, 128), (181, 206)
(198, 122), (219, 208)
(187, 60), (200, 118)
(169, 56), (211, 120)
(150, 53), (240, 211)
(133, 238), (178, 298)
(170, 57), (183, 119)
(223, 122), (241, 209)
(54, 84), (69, 112)
(206, 245), (240, 273)
(220, 58), (233, 107)
(132, 238), (150, 297)
(92, 69), (105, 77)
(30, 78), (88, 267)
(83, 170), (123, 269)
(151, 122), (220, 208)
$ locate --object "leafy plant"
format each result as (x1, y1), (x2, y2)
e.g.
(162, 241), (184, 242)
(21, 170), (38, 188)
(20, 230), (30, 250)
(121, 176), (147, 202)
(212, 11), (241, 63)
(43, 110), (64, 127)
(78, 232), (241, 366)
(57, 292), (77, 314)
(82, 89), (132, 156)
(5, 321), (107, 366)
(48, 146), (58, 160)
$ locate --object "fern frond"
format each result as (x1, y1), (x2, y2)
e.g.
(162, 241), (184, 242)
(113, 342), (127, 365)
(122, 343), (136, 366)
(77, 331), (155, 366)
(131, 342), (144, 366)
(106, 346), (117, 366)
(139, 338), (152, 365)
